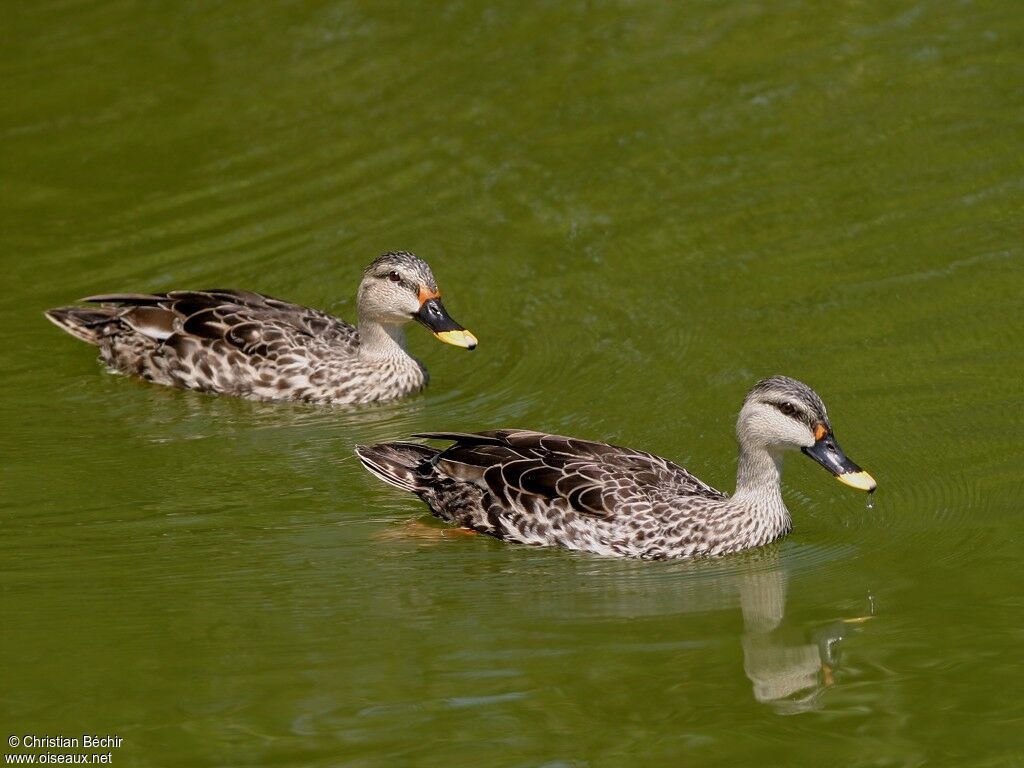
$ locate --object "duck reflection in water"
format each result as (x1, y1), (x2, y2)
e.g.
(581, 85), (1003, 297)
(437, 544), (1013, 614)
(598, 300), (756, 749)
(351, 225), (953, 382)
(735, 557), (872, 713)
(379, 525), (873, 712)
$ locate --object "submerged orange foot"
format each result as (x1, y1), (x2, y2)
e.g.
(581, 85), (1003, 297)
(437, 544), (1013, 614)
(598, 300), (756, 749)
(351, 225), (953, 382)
(376, 518), (478, 542)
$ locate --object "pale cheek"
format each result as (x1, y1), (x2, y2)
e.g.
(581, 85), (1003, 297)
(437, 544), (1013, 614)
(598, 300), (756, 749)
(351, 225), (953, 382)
(780, 421), (813, 447)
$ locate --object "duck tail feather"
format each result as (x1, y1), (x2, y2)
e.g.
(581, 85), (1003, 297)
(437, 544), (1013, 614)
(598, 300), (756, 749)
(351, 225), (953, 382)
(355, 442), (438, 493)
(44, 307), (118, 345)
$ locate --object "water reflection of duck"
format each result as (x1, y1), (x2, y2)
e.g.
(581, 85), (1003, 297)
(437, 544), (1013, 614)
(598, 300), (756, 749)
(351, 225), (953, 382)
(374, 530), (870, 712)
(45, 251), (476, 404)
(737, 561), (872, 713)
(358, 376), (875, 559)
(737, 561), (872, 716)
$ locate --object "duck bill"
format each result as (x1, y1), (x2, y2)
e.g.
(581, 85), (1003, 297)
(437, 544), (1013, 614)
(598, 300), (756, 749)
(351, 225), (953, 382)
(801, 433), (876, 492)
(414, 297), (477, 349)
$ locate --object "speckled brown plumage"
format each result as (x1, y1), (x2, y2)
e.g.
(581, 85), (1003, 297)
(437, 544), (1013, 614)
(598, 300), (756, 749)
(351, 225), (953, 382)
(45, 252), (476, 405)
(356, 377), (875, 560)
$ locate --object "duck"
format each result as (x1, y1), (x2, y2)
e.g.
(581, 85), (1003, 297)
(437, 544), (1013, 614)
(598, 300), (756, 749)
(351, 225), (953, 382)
(44, 251), (477, 405)
(356, 376), (876, 560)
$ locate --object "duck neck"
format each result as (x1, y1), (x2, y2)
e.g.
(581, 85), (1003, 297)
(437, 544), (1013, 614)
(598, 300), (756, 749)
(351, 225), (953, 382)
(729, 443), (790, 538)
(357, 318), (411, 362)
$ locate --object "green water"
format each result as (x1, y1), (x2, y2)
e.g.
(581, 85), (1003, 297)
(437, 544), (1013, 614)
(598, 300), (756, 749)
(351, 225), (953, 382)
(3, 1), (1023, 765)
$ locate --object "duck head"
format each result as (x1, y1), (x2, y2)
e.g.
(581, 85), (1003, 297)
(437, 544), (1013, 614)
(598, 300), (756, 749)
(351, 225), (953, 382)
(736, 375), (876, 492)
(357, 251), (477, 349)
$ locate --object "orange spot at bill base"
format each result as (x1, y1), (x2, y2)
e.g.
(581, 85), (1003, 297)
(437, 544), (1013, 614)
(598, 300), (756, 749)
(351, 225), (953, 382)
(822, 663), (835, 687)
(814, 423), (828, 440)
(418, 285), (441, 305)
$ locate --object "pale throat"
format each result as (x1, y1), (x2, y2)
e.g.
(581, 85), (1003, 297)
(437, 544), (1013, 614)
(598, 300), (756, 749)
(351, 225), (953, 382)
(732, 442), (786, 505)
(726, 443), (792, 543)
(357, 316), (411, 360)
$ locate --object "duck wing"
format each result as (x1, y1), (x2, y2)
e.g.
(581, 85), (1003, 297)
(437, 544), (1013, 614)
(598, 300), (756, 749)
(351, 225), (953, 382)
(416, 429), (726, 520)
(83, 290), (359, 354)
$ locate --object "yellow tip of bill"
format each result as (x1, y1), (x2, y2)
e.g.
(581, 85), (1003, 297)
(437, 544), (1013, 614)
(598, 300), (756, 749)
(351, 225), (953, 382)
(435, 329), (478, 349)
(837, 470), (877, 492)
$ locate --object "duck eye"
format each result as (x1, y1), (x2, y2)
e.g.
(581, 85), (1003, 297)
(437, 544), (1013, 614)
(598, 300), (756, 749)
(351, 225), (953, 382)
(387, 271), (401, 283)
(778, 402), (798, 416)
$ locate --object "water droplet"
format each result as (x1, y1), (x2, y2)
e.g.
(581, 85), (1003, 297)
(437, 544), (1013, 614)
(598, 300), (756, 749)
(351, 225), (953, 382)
(865, 496), (874, 510)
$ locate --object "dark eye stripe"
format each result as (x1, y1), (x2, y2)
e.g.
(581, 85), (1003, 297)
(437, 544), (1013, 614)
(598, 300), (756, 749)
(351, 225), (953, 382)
(771, 401), (799, 417)
(770, 401), (821, 429)
(378, 272), (413, 289)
